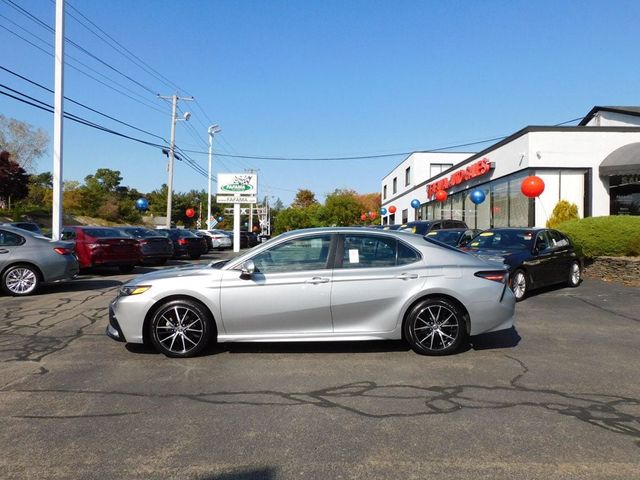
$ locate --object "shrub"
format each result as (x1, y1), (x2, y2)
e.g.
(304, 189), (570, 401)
(557, 216), (640, 257)
(546, 200), (579, 229)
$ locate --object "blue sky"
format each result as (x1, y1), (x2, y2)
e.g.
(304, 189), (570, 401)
(2, 0), (640, 205)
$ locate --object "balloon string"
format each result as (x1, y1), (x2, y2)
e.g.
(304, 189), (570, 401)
(538, 196), (549, 224)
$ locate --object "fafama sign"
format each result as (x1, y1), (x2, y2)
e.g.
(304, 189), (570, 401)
(217, 173), (257, 204)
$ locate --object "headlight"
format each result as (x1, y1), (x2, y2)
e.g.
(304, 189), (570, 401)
(119, 285), (151, 296)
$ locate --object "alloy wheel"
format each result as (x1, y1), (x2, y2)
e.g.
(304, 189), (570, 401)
(412, 303), (460, 351)
(512, 271), (527, 300)
(569, 262), (581, 287)
(5, 267), (38, 295)
(153, 305), (205, 356)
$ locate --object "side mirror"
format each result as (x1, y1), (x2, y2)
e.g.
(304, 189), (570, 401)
(240, 259), (255, 277)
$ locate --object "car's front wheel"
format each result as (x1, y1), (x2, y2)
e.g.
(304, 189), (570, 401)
(149, 299), (213, 357)
(1, 264), (40, 296)
(511, 269), (528, 301)
(567, 261), (581, 287)
(404, 297), (465, 355)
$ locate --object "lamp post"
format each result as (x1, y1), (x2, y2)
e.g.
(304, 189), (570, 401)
(207, 124), (221, 230)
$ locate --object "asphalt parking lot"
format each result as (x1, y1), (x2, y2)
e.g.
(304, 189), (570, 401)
(0, 251), (639, 480)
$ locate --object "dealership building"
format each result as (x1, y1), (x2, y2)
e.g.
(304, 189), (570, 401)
(380, 106), (640, 228)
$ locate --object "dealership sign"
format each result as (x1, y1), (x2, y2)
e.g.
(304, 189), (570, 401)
(427, 158), (493, 198)
(217, 173), (258, 196)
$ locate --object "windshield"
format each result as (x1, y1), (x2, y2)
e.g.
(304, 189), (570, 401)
(120, 228), (156, 238)
(467, 230), (533, 250)
(83, 228), (130, 238)
(425, 230), (462, 246)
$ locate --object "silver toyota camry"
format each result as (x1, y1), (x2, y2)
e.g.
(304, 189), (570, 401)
(107, 227), (515, 357)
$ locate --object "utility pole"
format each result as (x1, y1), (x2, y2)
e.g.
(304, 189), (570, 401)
(207, 125), (221, 230)
(51, 0), (65, 240)
(158, 94), (193, 228)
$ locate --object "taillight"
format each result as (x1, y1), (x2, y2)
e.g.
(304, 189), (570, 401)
(53, 247), (73, 255)
(474, 270), (508, 283)
(139, 240), (148, 245)
(178, 238), (188, 246)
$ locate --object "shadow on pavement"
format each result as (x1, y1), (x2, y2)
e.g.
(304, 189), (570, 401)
(40, 279), (123, 293)
(199, 467), (277, 480)
(470, 326), (521, 350)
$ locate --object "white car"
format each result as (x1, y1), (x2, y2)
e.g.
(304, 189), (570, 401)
(107, 227), (515, 358)
(199, 229), (232, 250)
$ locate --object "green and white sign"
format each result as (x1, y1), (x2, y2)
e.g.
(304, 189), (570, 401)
(217, 173), (258, 196)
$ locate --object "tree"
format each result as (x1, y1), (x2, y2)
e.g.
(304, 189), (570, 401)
(292, 189), (318, 208)
(274, 204), (321, 233)
(0, 150), (29, 207)
(84, 168), (122, 192)
(0, 115), (48, 171)
(25, 172), (53, 210)
(318, 189), (363, 226)
(547, 200), (579, 228)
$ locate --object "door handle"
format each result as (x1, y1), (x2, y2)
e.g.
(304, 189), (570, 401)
(306, 276), (330, 284)
(396, 272), (419, 280)
(0, 249), (9, 254)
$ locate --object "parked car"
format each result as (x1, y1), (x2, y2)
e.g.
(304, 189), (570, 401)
(199, 229), (232, 250)
(462, 227), (582, 301)
(1, 222), (43, 235)
(0, 225), (79, 296)
(156, 229), (207, 259)
(382, 224), (403, 230)
(61, 226), (142, 273)
(118, 227), (174, 265)
(225, 230), (259, 248)
(399, 219), (468, 235)
(108, 227), (515, 358)
(190, 230), (214, 251)
(425, 228), (481, 247)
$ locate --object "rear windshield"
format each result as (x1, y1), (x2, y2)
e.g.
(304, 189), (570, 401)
(83, 228), (130, 238)
(425, 230), (462, 246)
(120, 228), (157, 238)
(467, 230), (533, 250)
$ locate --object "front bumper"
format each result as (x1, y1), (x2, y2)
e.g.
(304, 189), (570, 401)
(106, 304), (126, 342)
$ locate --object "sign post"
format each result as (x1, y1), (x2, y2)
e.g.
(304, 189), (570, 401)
(217, 173), (258, 252)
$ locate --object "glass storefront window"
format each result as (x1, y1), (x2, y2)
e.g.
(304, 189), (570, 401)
(509, 173), (529, 226)
(492, 181), (509, 227)
(452, 194), (463, 221)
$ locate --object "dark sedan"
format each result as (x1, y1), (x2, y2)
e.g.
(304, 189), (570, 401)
(156, 229), (207, 259)
(399, 219), (468, 235)
(425, 228), (481, 247)
(463, 228), (582, 301)
(118, 227), (174, 265)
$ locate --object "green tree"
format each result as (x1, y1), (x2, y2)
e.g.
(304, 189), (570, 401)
(274, 204), (321, 233)
(25, 171), (53, 210)
(547, 200), (579, 228)
(318, 189), (363, 226)
(84, 168), (123, 192)
(0, 115), (48, 171)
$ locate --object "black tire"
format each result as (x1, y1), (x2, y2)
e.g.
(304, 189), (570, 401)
(189, 253), (201, 260)
(404, 297), (465, 356)
(118, 264), (135, 274)
(567, 260), (581, 287)
(511, 269), (528, 302)
(1, 263), (41, 296)
(155, 258), (168, 266)
(149, 298), (213, 357)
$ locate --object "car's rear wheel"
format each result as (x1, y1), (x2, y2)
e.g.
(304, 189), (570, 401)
(1, 264), (40, 296)
(149, 299), (212, 357)
(567, 261), (581, 287)
(404, 298), (465, 356)
(511, 269), (527, 301)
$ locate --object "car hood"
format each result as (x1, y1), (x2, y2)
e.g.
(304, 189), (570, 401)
(128, 264), (218, 285)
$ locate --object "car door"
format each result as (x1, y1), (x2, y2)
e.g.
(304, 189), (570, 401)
(0, 228), (22, 269)
(526, 230), (557, 288)
(330, 233), (424, 333)
(219, 234), (334, 335)
(547, 229), (574, 283)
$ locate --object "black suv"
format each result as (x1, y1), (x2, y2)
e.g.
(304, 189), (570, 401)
(399, 220), (467, 236)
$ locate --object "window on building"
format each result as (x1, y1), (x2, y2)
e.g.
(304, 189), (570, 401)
(392, 177), (397, 194)
(383, 185), (387, 199)
(430, 163), (453, 178)
(405, 167), (411, 186)
(402, 209), (408, 223)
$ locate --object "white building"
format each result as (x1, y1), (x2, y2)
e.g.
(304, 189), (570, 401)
(380, 106), (640, 228)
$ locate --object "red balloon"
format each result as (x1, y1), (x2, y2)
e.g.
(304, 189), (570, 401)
(360, 213), (367, 221)
(521, 176), (545, 198)
(186, 208), (195, 218)
(435, 190), (448, 202)
(369, 211), (377, 220)
(388, 205), (397, 214)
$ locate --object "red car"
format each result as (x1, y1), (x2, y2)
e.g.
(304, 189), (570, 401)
(61, 226), (142, 273)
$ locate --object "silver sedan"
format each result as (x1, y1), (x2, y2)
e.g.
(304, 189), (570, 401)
(0, 225), (79, 296)
(108, 227), (516, 357)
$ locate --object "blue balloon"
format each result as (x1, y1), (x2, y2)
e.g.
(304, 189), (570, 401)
(380, 207), (387, 215)
(217, 216), (224, 222)
(410, 199), (421, 209)
(469, 189), (486, 205)
(135, 198), (149, 211)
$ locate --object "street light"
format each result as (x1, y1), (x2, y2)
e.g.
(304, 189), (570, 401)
(207, 124), (221, 230)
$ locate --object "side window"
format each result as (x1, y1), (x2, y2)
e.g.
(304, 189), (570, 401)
(0, 230), (24, 246)
(548, 230), (570, 248)
(397, 241), (421, 265)
(251, 235), (331, 274)
(342, 235), (397, 269)
(431, 222), (442, 231)
(535, 231), (551, 251)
